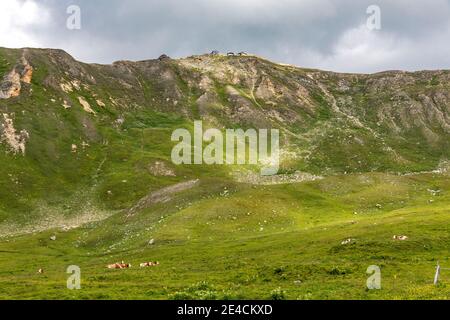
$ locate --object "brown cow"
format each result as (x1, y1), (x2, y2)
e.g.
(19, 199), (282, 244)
(107, 261), (131, 269)
(140, 261), (160, 268)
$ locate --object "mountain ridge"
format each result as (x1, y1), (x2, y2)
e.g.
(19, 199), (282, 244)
(4, 46), (450, 74)
(0, 47), (449, 299)
(0, 46), (449, 222)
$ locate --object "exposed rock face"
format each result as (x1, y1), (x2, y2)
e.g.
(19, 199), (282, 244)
(20, 57), (33, 84)
(0, 69), (21, 99)
(148, 161), (176, 177)
(60, 80), (81, 93)
(0, 47), (448, 172)
(78, 96), (96, 114)
(0, 56), (33, 99)
(62, 100), (71, 109)
(0, 113), (29, 155)
(96, 99), (106, 107)
(60, 82), (73, 93)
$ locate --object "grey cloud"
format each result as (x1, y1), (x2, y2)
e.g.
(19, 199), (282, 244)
(3, 0), (450, 73)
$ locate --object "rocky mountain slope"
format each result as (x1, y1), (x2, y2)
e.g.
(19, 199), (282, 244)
(0, 47), (449, 229)
(0, 47), (449, 300)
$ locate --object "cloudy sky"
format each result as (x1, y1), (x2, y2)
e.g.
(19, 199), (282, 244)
(1, 0), (450, 73)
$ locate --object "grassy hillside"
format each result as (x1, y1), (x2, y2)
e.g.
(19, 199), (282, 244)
(0, 48), (449, 299)
(0, 172), (449, 299)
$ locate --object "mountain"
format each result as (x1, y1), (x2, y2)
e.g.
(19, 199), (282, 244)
(0, 47), (449, 299)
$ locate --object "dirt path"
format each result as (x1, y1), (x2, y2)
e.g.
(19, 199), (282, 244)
(126, 179), (199, 218)
(232, 170), (321, 185)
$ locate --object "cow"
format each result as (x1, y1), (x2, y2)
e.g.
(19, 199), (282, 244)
(140, 261), (160, 268)
(107, 261), (131, 269)
(393, 235), (408, 241)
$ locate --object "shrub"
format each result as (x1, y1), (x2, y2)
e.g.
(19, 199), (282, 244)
(273, 266), (285, 275)
(270, 288), (286, 300)
(168, 281), (219, 300)
(327, 266), (348, 275)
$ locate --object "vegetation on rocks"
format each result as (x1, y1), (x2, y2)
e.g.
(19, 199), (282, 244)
(0, 47), (449, 299)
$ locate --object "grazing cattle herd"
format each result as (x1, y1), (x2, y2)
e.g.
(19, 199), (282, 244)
(107, 261), (132, 269)
(37, 260), (160, 274)
(139, 261), (160, 268)
(106, 261), (160, 269)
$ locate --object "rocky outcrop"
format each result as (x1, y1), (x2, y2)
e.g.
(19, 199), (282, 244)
(0, 47), (448, 172)
(20, 57), (33, 84)
(148, 161), (176, 177)
(126, 179), (199, 217)
(0, 113), (29, 155)
(0, 56), (33, 99)
(78, 96), (96, 114)
(0, 69), (21, 99)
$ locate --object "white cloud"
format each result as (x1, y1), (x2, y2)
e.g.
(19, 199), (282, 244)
(314, 18), (450, 73)
(0, 0), (49, 48)
(318, 25), (401, 73)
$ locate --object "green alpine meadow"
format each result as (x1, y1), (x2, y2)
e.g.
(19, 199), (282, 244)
(0, 47), (449, 300)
